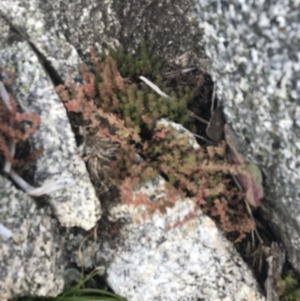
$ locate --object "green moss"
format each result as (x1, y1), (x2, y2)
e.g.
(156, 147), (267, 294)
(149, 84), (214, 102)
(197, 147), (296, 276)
(93, 40), (197, 134)
(278, 270), (300, 301)
(109, 38), (163, 83)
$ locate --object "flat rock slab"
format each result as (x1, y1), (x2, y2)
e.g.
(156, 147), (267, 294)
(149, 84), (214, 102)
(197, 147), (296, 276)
(105, 198), (265, 301)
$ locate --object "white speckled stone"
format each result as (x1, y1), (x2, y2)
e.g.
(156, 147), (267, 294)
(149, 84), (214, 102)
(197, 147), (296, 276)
(0, 177), (65, 301)
(0, 42), (101, 230)
(192, 0), (300, 274)
(106, 195), (265, 301)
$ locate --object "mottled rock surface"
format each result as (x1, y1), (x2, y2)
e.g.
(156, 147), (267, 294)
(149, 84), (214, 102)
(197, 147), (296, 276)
(0, 0), (207, 83)
(0, 41), (101, 230)
(106, 198), (264, 301)
(0, 34), (100, 300)
(192, 0), (300, 274)
(0, 177), (65, 300)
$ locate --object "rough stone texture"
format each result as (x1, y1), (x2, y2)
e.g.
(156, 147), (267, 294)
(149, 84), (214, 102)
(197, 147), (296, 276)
(0, 0), (208, 83)
(0, 1), (83, 82)
(0, 41), (101, 230)
(0, 177), (65, 301)
(0, 38), (102, 299)
(106, 198), (265, 301)
(192, 0), (300, 274)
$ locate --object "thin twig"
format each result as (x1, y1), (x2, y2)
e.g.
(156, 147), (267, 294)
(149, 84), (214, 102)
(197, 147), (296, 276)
(186, 109), (209, 125)
(164, 67), (196, 77)
(181, 67), (196, 74)
(10, 169), (75, 196)
(1, 81), (16, 174)
(139, 76), (170, 98)
(139, 76), (215, 144)
(3, 141), (15, 173)
(192, 132), (215, 143)
(9, 169), (35, 191)
(210, 84), (216, 115)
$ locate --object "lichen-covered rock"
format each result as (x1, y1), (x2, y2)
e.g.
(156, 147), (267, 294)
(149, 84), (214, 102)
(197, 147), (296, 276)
(0, 177), (65, 301)
(192, 0), (300, 274)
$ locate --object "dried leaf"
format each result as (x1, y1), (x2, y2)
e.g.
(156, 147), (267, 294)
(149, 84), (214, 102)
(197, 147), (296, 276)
(224, 124), (264, 207)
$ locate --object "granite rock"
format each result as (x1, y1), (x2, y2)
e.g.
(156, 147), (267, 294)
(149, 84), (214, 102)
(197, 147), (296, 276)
(192, 0), (300, 274)
(106, 198), (265, 301)
(0, 177), (65, 300)
(0, 41), (101, 230)
(0, 37), (101, 300)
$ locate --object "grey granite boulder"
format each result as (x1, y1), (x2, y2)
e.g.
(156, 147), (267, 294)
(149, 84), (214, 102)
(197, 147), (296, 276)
(106, 198), (265, 301)
(0, 30), (100, 301)
(192, 0), (300, 274)
(0, 0), (207, 83)
(0, 41), (101, 230)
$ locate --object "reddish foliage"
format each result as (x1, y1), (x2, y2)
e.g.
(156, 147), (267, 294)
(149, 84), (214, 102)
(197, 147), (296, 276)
(56, 50), (255, 242)
(0, 90), (41, 166)
(120, 177), (158, 214)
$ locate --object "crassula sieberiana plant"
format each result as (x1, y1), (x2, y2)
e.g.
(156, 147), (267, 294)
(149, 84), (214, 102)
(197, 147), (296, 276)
(56, 40), (255, 242)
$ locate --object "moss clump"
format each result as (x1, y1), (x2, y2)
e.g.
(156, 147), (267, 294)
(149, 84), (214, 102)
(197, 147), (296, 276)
(108, 38), (164, 83)
(277, 270), (300, 301)
(91, 40), (197, 134)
